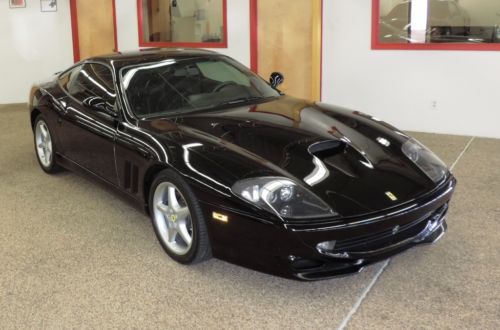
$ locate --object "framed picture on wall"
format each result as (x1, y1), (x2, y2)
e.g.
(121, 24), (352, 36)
(9, 0), (26, 8)
(40, 0), (57, 12)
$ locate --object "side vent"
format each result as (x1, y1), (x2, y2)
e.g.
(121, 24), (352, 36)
(124, 161), (139, 194)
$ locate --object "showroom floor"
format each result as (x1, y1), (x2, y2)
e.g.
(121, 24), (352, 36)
(1, 104), (499, 329)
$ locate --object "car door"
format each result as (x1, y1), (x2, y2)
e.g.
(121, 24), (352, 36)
(57, 62), (119, 185)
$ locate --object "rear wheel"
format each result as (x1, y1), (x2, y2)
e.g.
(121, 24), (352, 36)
(149, 170), (211, 264)
(34, 116), (62, 174)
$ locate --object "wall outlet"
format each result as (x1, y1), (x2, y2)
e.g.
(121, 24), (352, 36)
(431, 101), (438, 109)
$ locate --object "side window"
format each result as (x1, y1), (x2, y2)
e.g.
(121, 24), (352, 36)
(59, 66), (80, 92)
(61, 63), (116, 111)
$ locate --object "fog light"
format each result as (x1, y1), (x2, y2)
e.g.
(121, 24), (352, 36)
(316, 240), (336, 253)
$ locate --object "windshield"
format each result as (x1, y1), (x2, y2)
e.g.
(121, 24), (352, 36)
(121, 56), (280, 118)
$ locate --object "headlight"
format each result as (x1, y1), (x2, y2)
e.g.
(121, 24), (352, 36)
(231, 177), (336, 219)
(402, 138), (447, 183)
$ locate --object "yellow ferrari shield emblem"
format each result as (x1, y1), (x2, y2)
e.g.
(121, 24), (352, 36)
(169, 214), (178, 222)
(385, 191), (398, 201)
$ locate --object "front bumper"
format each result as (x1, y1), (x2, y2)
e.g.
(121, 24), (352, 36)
(201, 175), (456, 281)
(292, 212), (447, 280)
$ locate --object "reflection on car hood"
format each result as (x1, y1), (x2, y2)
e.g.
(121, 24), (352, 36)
(141, 96), (436, 216)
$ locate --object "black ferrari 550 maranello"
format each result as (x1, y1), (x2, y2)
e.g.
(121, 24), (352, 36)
(29, 49), (456, 280)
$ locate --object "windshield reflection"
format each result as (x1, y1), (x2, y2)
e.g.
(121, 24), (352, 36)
(120, 56), (279, 119)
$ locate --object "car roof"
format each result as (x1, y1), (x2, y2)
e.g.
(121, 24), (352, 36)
(87, 48), (222, 70)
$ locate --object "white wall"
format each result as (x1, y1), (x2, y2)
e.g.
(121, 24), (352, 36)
(3, 0), (498, 138)
(0, 0), (74, 104)
(322, 0), (500, 139)
(115, 0), (251, 67)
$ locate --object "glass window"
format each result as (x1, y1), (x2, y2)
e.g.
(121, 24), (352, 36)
(59, 66), (80, 93)
(61, 63), (116, 110)
(138, 0), (227, 47)
(376, 0), (500, 46)
(121, 56), (280, 118)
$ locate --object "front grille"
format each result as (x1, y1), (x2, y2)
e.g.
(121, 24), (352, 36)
(333, 204), (448, 252)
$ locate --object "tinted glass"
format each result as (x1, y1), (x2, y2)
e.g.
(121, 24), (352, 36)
(62, 63), (116, 109)
(58, 66), (79, 92)
(121, 56), (280, 118)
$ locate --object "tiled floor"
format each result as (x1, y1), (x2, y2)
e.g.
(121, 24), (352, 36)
(1, 104), (499, 329)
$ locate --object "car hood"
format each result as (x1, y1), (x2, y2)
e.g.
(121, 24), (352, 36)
(140, 96), (437, 217)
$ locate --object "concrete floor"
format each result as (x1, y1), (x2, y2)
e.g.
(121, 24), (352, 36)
(1, 103), (499, 329)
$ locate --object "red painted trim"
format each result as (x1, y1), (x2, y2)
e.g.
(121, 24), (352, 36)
(137, 0), (143, 47)
(371, 0), (379, 51)
(372, 0), (500, 51)
(221, 0), (228, 48)
(69, 0), (80, 62)
(136, 0), (228, 49)
(249, 0), (258, 72)
(319, 0), (323, 101)
(112, 0), (118, 52)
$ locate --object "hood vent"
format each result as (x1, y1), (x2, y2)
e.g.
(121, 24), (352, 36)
(309, 140), (358, 178)
(308, 140), (346, 158)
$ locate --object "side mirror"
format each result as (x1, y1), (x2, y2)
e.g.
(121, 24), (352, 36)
(83, 96), (117, 117)
(269, 72), (284, 89)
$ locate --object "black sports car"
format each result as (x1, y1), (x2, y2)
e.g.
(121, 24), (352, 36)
(29, 49), (456, 280)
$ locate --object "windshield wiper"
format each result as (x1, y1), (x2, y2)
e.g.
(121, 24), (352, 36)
(141, 96), (279, 119)
(216, 95), (278, 107)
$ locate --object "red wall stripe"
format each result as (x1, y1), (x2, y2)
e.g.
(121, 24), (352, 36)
(69, 0), (80, 62)
(249, 0), (258, 72)
(112, 0), (118, 52)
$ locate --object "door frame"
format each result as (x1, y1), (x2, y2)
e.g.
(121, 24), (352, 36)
(249, 0), (323, 100)
(69, 0), (119, 62)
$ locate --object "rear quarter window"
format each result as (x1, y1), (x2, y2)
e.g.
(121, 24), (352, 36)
(59, 63), (116, 105)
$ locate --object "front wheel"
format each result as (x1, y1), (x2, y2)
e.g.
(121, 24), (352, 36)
(149, 170), (211, 264)
(34, 115), (62, 174)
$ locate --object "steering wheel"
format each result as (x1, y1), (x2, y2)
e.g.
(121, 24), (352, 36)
(213, 81), (238, 92)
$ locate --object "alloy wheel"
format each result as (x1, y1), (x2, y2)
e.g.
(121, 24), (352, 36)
(35, 120), (53, 168)
(152, 182), (193, 256)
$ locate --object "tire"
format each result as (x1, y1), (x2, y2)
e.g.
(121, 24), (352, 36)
(148, 169), (212, 264)
(34, 115), (63, 174)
